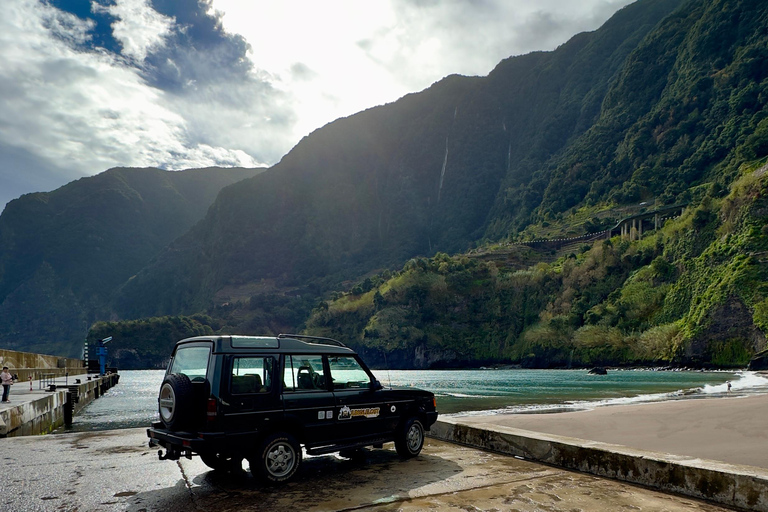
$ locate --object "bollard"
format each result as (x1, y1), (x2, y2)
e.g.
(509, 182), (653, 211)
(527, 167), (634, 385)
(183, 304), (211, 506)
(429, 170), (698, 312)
(29, 375), (32, 391)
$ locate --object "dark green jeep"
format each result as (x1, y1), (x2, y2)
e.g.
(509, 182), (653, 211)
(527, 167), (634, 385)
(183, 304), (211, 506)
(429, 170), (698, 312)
(147, 334), (438, 482)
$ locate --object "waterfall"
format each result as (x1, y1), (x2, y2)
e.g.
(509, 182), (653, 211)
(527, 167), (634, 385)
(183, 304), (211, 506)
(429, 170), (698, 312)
(438, 107), (458, 203)
(438, 136), (449, 203)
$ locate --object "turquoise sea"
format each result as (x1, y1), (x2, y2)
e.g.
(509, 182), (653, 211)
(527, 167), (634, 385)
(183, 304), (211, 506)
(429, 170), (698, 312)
(54, 368), (768, 433)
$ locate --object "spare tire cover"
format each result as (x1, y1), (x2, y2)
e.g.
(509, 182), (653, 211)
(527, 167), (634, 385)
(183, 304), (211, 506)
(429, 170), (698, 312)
(158, 373), (194, 430)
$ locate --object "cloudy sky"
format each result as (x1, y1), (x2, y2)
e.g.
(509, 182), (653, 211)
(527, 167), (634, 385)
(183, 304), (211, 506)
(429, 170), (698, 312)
(0, 0), (635, 211)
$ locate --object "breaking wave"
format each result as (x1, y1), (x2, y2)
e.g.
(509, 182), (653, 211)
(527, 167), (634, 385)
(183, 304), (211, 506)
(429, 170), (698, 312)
(447, 371), (768, 418)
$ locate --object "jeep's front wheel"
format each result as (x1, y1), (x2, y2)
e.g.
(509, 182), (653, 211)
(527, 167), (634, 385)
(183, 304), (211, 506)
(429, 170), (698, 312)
(395, 417), (424, 458)
(200, 453), (243, 472)
(158, 373), (193, 431)
(250, 433), (302, 483)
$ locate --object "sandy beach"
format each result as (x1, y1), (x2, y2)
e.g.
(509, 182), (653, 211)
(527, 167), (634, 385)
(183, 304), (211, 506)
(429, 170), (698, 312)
(457, 392), (768, 469)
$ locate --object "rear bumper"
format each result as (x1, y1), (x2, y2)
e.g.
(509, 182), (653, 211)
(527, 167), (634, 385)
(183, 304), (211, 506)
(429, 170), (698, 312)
(146, 422), (256, 459)
(147, 425), (208, 459)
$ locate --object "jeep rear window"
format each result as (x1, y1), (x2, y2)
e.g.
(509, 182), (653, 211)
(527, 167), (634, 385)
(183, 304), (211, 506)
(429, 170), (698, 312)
(169, 346), (210, 382)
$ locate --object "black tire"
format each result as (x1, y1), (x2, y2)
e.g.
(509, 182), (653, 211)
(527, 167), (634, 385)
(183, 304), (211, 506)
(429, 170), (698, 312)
(249, 433), (302, 483)
(158, 373), (194, 431)
(395, 417), (424, 458)
(200, 453), (243, 472)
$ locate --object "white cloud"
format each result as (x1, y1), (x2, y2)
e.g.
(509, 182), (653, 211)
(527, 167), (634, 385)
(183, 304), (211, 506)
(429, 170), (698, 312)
(0, 0), (267, 209)
(92, 0), (175, 62)
(0, 0), (637, 210)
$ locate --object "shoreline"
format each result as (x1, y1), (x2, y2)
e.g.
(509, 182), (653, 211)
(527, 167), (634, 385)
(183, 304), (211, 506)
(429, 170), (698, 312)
(456, 391), (768, 469)
(440, 368), (768, 415)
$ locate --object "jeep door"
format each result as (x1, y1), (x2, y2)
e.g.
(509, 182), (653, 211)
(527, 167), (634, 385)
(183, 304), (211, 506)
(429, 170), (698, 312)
(219, 355), (282, 431)
(281, 354), (336, 444)
(329, 355), (385, 439)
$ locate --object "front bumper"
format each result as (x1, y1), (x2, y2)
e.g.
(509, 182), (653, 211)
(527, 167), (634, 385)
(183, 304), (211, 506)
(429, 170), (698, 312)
(424, 411), (438, 429)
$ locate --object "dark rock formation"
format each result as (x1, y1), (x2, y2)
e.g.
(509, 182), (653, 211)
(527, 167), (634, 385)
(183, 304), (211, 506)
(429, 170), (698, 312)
(748, 350), (768, 371)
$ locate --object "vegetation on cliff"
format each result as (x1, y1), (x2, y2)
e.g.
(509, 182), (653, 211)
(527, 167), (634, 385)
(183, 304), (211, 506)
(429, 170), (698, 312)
(305, 160), (768, 369)
(87, 315), (217, 369)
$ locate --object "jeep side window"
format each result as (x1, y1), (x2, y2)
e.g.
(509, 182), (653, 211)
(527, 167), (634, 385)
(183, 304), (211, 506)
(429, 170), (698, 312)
(230, 357), (273, 394)
(328, 356), (371, 389)
(283, 355), (327, 392)
(168, 346), (210, 382)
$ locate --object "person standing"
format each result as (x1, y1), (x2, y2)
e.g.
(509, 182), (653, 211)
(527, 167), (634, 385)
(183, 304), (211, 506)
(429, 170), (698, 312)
(1, 366), (13, 402)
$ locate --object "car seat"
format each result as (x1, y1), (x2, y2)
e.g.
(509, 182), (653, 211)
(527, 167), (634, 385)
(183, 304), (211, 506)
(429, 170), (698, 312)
(297, 367), (315, 389)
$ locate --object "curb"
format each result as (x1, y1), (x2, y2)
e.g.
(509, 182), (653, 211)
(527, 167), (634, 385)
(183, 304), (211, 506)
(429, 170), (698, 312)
(429, 418), (768, 511)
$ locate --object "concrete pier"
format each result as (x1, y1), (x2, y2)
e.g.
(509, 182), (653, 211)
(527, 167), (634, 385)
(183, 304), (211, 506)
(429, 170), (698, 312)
(0, 428), (735, 511)
(0, 373), (119, 437)
(0, 372), (760, 510)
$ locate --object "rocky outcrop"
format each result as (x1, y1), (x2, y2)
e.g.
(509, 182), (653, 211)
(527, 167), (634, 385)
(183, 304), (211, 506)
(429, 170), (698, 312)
(686, 296), (767, 366)
(749, 350), (768, 371)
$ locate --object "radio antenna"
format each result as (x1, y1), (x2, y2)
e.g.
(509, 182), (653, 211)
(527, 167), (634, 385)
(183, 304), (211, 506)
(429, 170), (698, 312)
(382, 349), (392, 388)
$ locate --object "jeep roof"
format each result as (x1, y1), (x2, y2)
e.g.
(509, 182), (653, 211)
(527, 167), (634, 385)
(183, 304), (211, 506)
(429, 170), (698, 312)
(175, 334), (356, 356)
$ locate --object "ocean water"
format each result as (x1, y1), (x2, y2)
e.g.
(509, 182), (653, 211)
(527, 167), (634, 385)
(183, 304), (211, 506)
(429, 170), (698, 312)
(54, 368), (768, 433)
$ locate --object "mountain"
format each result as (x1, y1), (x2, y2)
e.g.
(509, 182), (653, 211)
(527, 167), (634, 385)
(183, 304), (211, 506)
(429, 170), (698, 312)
(528, 0), (768, 219)
(114, 0), (684, 319)
(0, 166), (263, 355)
(10, 0), (768, 370)
(302, 0), (768, 368)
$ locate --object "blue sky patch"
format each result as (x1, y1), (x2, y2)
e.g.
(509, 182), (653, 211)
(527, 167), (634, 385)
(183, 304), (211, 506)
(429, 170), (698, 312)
(49, 0), (121, 54)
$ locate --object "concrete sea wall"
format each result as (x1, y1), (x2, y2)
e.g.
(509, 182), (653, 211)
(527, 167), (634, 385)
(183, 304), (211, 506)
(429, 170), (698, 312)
(0, 373), (119, 437)
(0, 348), (85, 382)
(430, 418), (768, 512)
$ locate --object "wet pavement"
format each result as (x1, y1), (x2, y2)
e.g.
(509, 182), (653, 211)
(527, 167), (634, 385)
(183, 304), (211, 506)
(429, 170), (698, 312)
(0, 427), (735, 511)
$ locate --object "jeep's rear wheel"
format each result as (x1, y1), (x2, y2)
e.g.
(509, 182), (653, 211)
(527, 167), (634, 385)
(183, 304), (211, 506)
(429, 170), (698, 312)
(249, 433), (302, 483)
(158, 373), (194, 431)
(200, 453), (243, 472)
(395, 417), (424, 458)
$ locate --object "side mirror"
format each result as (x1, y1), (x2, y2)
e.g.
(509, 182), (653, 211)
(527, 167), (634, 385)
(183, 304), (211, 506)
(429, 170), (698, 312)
(371, 379), (383, 391)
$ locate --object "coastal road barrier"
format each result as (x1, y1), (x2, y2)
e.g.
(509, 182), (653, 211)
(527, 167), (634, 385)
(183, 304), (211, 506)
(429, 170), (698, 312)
(430, 418), (768, 512)
(0, 373), (119, 437)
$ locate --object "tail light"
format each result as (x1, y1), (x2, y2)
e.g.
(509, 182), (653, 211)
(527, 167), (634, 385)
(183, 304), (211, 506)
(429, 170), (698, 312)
(432, 396), (437, 409)
(206, 398), (217, 422)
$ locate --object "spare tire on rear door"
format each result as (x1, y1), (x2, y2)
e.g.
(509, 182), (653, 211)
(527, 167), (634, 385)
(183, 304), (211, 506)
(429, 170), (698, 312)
(158, 373), (194, 431)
